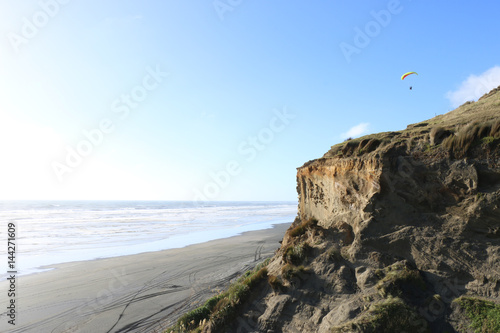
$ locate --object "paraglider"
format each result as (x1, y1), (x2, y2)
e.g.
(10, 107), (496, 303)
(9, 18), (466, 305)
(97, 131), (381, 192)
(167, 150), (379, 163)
(401, 72), (418, 80)
(401, 72), (417, 90)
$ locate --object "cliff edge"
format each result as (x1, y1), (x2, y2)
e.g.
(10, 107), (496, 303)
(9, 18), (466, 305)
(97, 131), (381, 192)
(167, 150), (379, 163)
(170, 88), (500, 333)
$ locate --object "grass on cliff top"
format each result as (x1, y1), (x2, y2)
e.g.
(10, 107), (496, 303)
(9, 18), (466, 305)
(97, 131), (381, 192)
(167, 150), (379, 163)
(454, 296), (500, 333)
(321, 85), (500, 160)
(324, 131), (397, 158)
(166, 259), (269, 333)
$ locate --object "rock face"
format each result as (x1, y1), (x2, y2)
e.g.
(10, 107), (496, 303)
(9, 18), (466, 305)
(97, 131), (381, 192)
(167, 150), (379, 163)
(208, 88), (500, 332)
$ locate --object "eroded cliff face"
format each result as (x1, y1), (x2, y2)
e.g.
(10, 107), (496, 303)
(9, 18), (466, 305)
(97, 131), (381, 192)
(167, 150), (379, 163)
(198, 88), (500, 333)
(295, 146), (500, 291)
(296, 157), (382, 232)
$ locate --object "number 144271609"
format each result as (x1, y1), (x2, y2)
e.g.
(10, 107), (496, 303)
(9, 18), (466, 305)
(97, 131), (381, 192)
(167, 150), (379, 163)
(7, 223), (16, 270)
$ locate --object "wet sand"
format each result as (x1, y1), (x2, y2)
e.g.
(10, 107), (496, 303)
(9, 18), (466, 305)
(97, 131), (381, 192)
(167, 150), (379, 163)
(0, 223), (290, 333)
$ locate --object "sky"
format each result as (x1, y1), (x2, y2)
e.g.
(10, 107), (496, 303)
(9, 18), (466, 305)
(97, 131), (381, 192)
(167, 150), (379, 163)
(1, 0), (499, 201)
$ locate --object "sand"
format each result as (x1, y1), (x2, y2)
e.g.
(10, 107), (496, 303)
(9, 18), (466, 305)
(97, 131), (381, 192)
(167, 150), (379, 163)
(0, 223), (290, 333)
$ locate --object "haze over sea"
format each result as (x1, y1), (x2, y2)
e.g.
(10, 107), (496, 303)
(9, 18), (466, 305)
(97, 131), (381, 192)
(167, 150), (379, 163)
(1, 201), (296, 277)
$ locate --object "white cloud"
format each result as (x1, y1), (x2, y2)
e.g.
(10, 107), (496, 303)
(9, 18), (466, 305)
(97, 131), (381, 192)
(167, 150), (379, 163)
(446, 66), (500, 108)
(340, 123), (370, 140)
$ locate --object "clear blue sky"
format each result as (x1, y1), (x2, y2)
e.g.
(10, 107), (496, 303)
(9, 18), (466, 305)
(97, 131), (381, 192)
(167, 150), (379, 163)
(1, 0), (499, 201)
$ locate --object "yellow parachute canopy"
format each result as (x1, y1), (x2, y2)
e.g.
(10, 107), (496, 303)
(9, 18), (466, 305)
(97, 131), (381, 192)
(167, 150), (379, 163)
(401, 72), (418, 80)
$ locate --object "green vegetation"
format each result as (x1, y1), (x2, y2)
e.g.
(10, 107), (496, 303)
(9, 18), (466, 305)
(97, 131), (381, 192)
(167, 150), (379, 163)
(289, 218), (318, 238)
(166, 295), (221, 333)
(331, 297), (429, 333)
(331, 263), (430, 332)
(375, 262), (426, 297)
(166, 260), (269, 333)
(454, 296), (500, 333)
(476, 192), (486, 201)
(284, 242), (311, 265)
(281, 263), (307, 281)
(482, 136), (496, 145)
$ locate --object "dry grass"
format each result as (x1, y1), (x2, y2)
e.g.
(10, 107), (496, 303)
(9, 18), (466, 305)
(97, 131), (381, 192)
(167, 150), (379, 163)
(491, 120), (500, 138)
(268, 275), (285, 292)
(289, 217), (318, 238)
(442, 120), (499, 157)
(429, 126), (453, 145)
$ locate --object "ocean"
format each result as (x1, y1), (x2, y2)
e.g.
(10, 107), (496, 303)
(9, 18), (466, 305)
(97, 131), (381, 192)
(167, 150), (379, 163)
(1, 201), (297, 277)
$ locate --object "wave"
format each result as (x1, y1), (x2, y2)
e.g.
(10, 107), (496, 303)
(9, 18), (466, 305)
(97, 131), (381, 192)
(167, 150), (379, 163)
(0, 201), (296, 276)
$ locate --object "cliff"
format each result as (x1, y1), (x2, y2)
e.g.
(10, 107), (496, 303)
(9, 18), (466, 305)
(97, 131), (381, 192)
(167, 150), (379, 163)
(169, 87), (500, 333)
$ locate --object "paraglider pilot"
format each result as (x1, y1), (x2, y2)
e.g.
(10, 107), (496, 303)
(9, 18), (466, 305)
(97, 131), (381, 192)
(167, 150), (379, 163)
(401, 72), (417, 91)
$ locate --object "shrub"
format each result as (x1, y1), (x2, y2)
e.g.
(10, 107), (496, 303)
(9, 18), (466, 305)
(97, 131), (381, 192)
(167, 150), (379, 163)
(289, 218), (318, 238)
(171, 294), (223, 332)
(365, 297), (428, 332)
(376, 263), (426, 297)
(331, 297), (429, 333)
(281, 264), (307, 281)
(455, 296), (500, 333)
(227, 283), (250, 304)
(284, 242), (311, 265)
(482, 136), (495, 145)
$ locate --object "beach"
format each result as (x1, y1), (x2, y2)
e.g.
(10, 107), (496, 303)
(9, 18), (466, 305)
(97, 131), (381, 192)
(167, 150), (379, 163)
(0, 222), (290, 333)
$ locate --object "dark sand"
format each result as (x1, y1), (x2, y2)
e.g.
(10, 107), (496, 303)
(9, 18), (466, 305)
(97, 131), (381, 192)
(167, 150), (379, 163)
(0, 223), (290, 333)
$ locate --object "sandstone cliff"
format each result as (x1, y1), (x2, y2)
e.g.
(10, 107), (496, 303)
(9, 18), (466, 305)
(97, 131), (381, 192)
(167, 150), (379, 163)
(170, 87), (500, 333)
